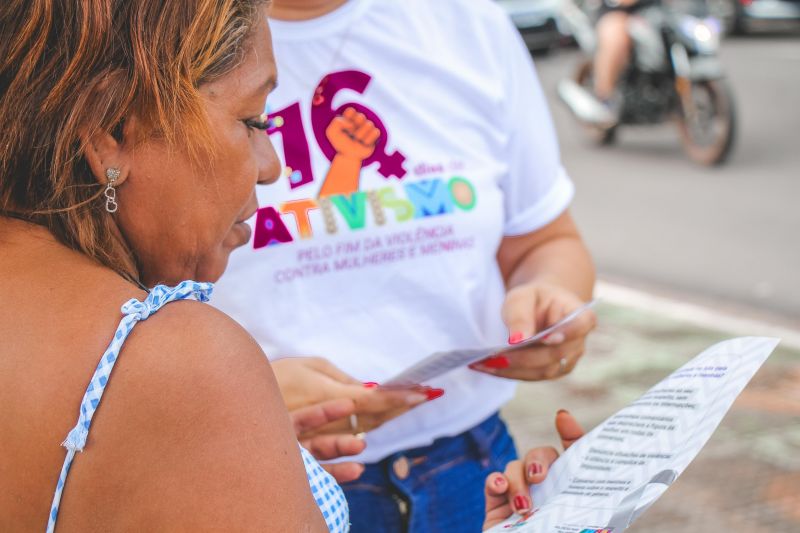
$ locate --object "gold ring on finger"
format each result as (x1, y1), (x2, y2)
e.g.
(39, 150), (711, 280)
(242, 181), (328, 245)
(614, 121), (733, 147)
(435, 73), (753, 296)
(349, 413), (366, 438)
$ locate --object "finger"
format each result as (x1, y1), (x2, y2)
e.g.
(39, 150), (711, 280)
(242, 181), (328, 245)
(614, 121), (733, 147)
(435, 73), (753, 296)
(301, 433), (366, 461)
(335, 114), (355, 132)
(523, 446), (560, 486)
(352, 387), (431, 415)
(354, 120), (377, 143)
(471, 347), (554, 375)
(502, 286), (538, 344)
(342, 107), (358, 121)
(317, 386), (443, 434)
(347, 110), (367, 128)
(309, 409), (400, 435)
(304, 357), (363, 386)
(483, 472), (512, 529)
(469, 362), (545, 381)
(363, 127), (381, 146)
(504, 459), (532, 515)
(321, 462), (365, 484)
(341, 401), (417, 434)
(542, 307), (597, 345)
(542, 340), (585, 380)
(291, 398), (356, 436)
(555, 410), (585, 450)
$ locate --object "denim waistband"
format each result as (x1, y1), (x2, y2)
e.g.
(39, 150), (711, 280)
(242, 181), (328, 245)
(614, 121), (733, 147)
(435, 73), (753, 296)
(346, 412), (513, 492)
(395, 412), (506, 468)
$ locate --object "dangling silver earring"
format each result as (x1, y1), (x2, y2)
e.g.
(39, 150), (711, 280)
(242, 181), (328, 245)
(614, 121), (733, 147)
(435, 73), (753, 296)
(104, 167), (120, 213)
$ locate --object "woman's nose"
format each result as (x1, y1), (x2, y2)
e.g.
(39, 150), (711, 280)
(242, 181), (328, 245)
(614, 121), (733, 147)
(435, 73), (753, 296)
(257, 133), (281, 185)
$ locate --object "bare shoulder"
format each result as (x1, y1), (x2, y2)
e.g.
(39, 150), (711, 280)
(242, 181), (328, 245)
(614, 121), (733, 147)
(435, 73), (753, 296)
(56, 300), (328, 532)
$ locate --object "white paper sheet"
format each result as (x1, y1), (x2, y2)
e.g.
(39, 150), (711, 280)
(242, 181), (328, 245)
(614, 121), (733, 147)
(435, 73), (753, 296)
(486, 336), (780, 533)
(383, 300), (598, 387)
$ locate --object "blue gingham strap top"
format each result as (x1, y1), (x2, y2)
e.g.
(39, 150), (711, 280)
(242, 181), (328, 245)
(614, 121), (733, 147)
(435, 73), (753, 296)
(59, 281), (212, 452)
(47, 280), (349, 533)
(47, 281), (213, 532)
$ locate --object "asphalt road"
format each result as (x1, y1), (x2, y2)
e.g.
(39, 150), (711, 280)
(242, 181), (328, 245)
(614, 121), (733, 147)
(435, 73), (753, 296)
(533, 34), (800, 323)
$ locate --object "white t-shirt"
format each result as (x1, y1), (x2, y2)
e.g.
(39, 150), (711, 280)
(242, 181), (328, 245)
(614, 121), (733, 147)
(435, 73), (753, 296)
(214, 0), (574, 463)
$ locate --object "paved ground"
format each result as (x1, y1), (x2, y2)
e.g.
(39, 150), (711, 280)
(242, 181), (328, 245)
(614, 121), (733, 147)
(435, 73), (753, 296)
(533, 34), (800, 322)
(503, 33), (800, 530)
(503, 301), (800, 532)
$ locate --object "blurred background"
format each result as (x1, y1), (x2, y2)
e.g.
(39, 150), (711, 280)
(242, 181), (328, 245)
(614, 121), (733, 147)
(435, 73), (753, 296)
(494, 1), (800, 531)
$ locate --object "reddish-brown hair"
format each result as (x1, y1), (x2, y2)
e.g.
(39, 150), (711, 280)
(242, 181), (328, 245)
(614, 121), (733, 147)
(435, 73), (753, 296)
(0, 0), (267, 282)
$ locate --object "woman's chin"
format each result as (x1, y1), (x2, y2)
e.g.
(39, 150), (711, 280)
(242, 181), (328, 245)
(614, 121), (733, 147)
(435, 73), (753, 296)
(232, 221), (253, 245)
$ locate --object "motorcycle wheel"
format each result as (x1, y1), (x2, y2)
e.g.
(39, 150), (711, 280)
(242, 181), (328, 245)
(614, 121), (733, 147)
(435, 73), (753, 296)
(575, 59), (617, 146)
(676, 79), (736, 166)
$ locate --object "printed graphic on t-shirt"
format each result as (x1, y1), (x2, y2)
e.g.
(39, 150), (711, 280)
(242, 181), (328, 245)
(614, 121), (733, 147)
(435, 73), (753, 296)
(253, 69), (480, 282)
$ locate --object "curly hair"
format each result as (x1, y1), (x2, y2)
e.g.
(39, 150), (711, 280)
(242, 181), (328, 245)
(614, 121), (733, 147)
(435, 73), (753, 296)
(0, 0), (268, 283)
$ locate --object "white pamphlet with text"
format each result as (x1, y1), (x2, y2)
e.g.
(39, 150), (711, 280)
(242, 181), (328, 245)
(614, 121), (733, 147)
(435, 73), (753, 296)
(487, 336), (779, 533)
(384, 300), (598, 387)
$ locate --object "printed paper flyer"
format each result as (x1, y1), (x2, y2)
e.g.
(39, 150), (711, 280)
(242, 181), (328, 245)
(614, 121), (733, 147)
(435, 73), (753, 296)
(384, 301), (597, 387)
(487, 336), (780, 532)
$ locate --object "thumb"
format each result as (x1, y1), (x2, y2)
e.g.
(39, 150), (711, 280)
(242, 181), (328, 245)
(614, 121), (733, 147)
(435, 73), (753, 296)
(502, 286), (539, 344)
(555, 409), (585, 450)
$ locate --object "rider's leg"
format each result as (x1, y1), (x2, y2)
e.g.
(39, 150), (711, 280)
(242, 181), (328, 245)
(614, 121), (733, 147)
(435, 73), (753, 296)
(594, 11), (631, 101)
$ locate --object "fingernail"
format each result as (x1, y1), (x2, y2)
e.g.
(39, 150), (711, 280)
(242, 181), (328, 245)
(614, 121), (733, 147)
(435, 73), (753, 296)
(508, 332), (524, 345)
(557, 408), (570, 416)
(543, 332), (566, 345)
(425, 388), (445, 401)
(363, 382), (379, 389)
(406, 393), (428, 405)
(493, 475), (505, 487)
(514, 494), (530, 512)
(481, 356), (509, 369)
(528, 462), (543, 477)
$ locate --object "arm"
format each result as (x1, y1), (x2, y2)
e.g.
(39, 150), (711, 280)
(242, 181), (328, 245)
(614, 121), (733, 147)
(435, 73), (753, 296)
(497, 210), (594, 299)
(56, 301), (328, 531)
(470, 10), (597, 381)
(318, 107), (380, 197)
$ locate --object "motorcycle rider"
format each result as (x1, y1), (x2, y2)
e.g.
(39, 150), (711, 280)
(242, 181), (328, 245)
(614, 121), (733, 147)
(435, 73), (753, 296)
(594, 0), (660, 118)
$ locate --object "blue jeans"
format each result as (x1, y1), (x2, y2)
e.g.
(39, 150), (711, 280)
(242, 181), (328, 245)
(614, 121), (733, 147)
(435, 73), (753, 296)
(342, 413), (518, 533)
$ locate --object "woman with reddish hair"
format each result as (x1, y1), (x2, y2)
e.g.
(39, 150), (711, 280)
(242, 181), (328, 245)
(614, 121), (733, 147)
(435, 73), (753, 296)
(0, 0), (582, 531)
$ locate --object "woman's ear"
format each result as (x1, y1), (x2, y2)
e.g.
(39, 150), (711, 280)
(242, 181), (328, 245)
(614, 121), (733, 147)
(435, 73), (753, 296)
(80, 126), (131, 187)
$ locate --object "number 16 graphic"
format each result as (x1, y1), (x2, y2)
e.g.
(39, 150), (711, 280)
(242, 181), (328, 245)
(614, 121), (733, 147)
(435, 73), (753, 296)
(267, 70), (407, 191)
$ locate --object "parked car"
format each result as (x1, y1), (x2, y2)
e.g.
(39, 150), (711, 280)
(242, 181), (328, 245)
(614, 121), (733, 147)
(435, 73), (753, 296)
(495, 0), (572, 52)
(706, 0), (800, 33)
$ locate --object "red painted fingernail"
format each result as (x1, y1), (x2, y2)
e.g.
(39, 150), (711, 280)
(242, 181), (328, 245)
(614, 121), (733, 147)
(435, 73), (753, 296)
(528, 462), (543, 477)
(363, 382), (379, 389)
(425, 388), (445, 401)
(493, 475), (505, 487)
(509, 332), (524, 344)
(514, 495), (530, 512)
(482, 356), (509, 369)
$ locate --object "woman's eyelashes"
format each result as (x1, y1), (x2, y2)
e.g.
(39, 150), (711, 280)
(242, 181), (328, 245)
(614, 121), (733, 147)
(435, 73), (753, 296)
(244, 113), (273, 131)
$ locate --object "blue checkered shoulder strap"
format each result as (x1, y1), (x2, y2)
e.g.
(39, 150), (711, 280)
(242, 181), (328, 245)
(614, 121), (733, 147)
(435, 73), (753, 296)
(46, 281), (213, 533)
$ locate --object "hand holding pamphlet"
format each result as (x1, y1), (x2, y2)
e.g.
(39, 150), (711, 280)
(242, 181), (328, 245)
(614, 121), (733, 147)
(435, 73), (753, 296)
(383, 300), (598, 387)
(486, 336), (780, 532)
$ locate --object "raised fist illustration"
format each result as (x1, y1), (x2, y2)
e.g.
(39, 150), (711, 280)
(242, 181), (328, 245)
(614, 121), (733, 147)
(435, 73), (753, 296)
(326, 107), (381, 162)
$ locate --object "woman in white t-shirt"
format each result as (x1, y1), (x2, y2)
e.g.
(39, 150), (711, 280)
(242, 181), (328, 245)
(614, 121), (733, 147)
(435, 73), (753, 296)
(213, 0), (596, 530)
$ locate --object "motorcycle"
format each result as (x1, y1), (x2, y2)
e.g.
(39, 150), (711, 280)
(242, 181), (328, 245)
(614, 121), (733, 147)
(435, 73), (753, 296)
(557, 0), (736, 166)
